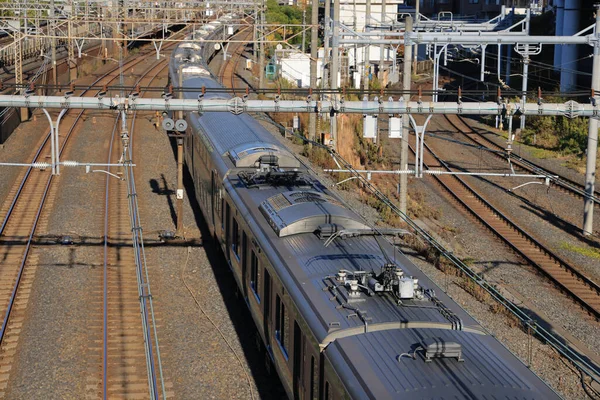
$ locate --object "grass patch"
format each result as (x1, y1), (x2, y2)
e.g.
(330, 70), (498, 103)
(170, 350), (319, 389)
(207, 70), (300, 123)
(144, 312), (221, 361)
(560, 242), (600, 259)
(562, 157), (586, 173)
(527, 147), (556, 160)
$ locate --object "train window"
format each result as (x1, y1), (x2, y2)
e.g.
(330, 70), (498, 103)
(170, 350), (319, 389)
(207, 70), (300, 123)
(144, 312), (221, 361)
(275, 294), (288, 359)
(250, 250), (260, 302)
(232, 218), (240, 260)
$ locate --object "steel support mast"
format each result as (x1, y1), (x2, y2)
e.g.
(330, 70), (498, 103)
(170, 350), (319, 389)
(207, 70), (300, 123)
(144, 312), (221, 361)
(583, 5), (600, 236)
(309, 0), (318, 146)
(400, 16), (412, 215)
(330, 0), (340, 148)
(362, 0), (371, 91)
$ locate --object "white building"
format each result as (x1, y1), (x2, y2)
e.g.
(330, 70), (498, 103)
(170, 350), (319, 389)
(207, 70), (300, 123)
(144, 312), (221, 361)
(279, 52), (322, 88)
(277, 0), (405, 88)
(338, 0), (406, 32)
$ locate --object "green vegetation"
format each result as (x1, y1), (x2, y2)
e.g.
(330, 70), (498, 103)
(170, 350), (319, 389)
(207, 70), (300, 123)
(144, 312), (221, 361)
(265, 0), (310, 49)
(521, 113), (590, 156)
(273, 77), (297, 99)
(301, 145), (334, 168)
(527, 146), (555, 160)
(560, 242), (600, 259)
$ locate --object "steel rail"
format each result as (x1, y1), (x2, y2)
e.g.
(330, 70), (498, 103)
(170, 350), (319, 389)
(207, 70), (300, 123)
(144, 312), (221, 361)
(447, 114), (600, 205)
(100, 56), (174, 400)
(100, 32), (187, 398)
(417, 138), (600, 317)
(0, 43), (167, 397)
(0, 88), (96, 356)
(0, 49), (160, 239)
(102, 115), (119, 400)
(124, 61), (172, 400)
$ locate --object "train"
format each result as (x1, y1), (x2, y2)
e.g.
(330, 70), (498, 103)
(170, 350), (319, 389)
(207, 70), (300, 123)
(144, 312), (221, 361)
(167, 16), (561, 400)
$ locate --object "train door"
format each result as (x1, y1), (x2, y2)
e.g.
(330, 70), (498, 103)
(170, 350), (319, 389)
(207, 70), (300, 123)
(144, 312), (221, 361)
(241, 232), (248, 298)
(263, 269), (271, 347)
(225, 202), (231, 260)
(210, 170), (217, 227)
(293, 321), (305, 400)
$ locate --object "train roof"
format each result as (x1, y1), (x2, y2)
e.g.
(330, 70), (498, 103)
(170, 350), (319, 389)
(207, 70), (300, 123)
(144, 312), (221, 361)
(170, 32), (559, 399)
(184, 90), (301, 173)
(225, 172), (560, 399)
(329, 328), (558, 399)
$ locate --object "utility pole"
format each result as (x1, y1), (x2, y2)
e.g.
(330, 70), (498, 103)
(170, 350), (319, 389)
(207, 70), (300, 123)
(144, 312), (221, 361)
(100, 3), (106, 62)
(378, 0), (386, 82)
(253, 4), (258, 61)
(68, 19), (77, 81)
(15, 25), (27, 121)
(583, 5), (600, 236)
(309, 0), (318, 145)
(176, 67), (185, 237)
(520, 8), (531, 130)
(301, 8), (306, 54)
(400, 16), (412, 215)
(50, 0), (57, 88)
(121, 0), (128, 58)
(362, 0), (371, 91)
(520, 53), (529, 130)
(259, 0), (265, 91)
(330, 0), (340, 148)
(323, 0), (331, 90)
(353, 0), (357, 87)
(412, 0), (419, 72)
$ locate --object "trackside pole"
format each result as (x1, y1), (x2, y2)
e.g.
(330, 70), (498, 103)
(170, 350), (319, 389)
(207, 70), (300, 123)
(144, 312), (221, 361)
(176, 67), (185, 238)
(582, 5), (600, 236)
(309, 0), (318, 146)
(176, 137), (184, 237)
(400, 16), (412, 215)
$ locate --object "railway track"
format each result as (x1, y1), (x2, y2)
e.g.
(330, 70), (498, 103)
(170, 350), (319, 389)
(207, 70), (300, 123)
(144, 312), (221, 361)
(88, 55), (172, 400)
(217, 25), (253, 93)
(415, 137), (600, 318)
(0, 44), (171, 398)
(443, 114), (600, 206)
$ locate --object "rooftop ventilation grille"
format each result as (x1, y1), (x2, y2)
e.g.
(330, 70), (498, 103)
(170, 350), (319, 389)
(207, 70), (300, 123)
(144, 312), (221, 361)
(267, 193), (292, 211)
(259, 190), (369, 237)
(264, 191), (341, 211)
(182, 66), (210, 75)
(422, 338), (463, 363)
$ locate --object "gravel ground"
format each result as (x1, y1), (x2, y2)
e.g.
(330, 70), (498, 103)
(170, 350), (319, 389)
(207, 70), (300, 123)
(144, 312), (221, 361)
(421, 116), (600, 356)
(429, 116), (600, 279)
(0, 113), (48, 208)
(1, 48), (284, 399)
(2, 42), (597, 399)
(135, 91), (286, 398)
(1, 58), (145, 399)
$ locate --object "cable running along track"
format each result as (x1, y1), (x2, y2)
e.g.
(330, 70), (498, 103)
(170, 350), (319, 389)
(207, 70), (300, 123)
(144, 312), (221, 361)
(0, 43), (171, 398)
(98, 56), (172, 400)
(414, 137), (600, 318)
(443, 114), (600, 206)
